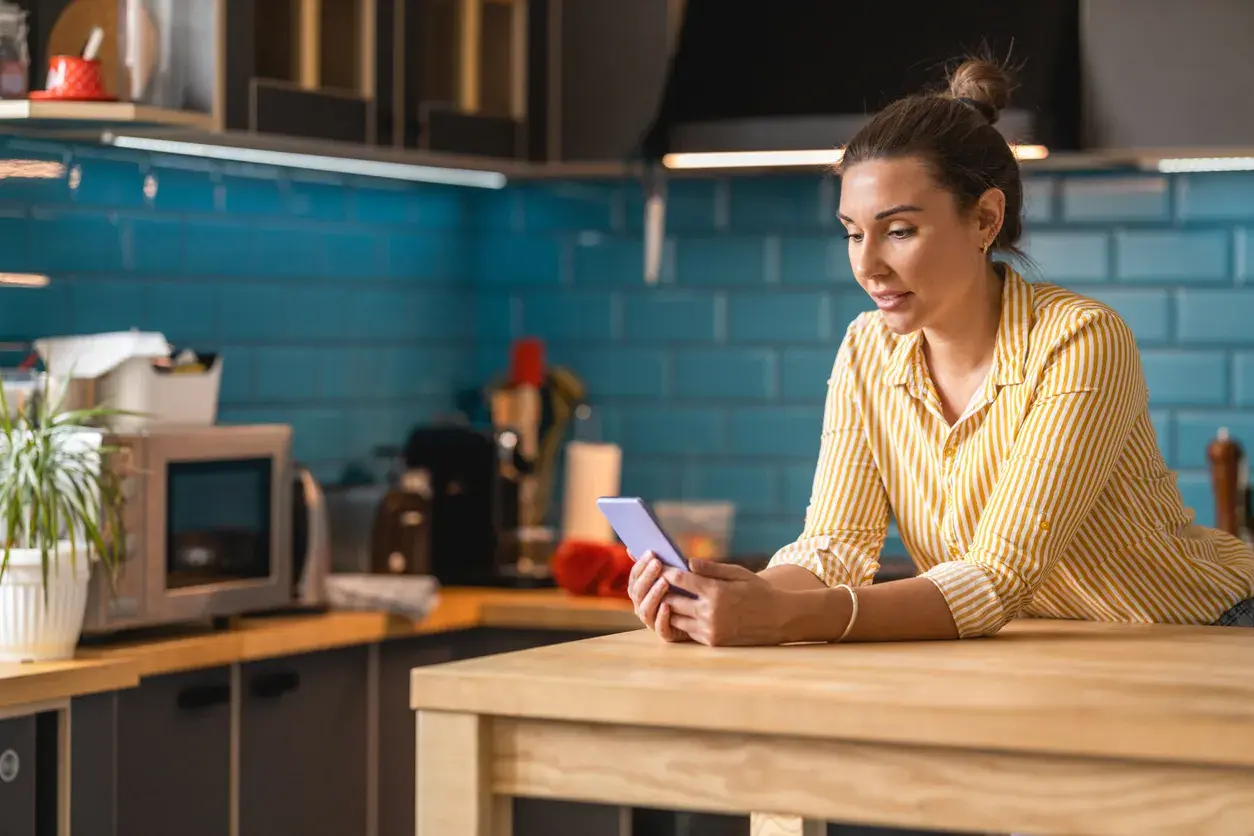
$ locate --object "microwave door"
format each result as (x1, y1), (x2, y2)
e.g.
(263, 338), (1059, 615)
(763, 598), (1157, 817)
(145, 429), (293, 623)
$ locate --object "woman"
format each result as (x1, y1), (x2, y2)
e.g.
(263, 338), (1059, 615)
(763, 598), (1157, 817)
(628, 57), (1254, 646)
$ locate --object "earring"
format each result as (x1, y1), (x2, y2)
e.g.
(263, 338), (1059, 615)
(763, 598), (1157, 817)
(981, 239), (992, 255)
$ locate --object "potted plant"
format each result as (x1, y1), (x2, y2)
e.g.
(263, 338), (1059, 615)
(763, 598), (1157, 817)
(0, 372), (125, 662)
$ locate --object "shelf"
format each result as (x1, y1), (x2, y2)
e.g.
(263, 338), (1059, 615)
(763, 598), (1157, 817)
(0, 101), (214, 131)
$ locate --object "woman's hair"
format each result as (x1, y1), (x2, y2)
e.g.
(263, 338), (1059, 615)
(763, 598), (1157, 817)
(839, 56), (1023, 258)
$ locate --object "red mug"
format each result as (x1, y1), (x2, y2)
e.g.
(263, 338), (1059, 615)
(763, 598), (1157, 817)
(38, 56), (107, 100)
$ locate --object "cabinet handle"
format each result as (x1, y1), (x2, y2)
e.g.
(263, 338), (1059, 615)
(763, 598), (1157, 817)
(249, 670), (301, 699)
(176, 683), (230, 710)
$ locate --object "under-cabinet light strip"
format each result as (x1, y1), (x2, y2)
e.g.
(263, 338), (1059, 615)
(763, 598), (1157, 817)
(1156, 157), (1254, 173)
(102, 135), (508, 189)
(663, 144), (1050, 170)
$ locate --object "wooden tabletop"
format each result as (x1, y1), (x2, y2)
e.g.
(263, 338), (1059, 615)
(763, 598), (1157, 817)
(0, 656), (139, 713)
(410, 617), (1254, 770)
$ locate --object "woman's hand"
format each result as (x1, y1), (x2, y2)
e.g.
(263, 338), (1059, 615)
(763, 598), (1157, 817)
(626, 553), (690, 642)
(662, 559), (789, 646)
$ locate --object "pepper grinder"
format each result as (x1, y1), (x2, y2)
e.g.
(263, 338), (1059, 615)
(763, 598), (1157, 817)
(1207, 427), (1245, 538)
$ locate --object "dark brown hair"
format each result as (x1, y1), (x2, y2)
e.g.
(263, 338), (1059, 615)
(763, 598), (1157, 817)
(839, 57), (1023, 258)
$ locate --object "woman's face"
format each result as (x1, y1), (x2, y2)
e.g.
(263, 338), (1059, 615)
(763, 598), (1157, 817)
(837, 156), (1003, 334)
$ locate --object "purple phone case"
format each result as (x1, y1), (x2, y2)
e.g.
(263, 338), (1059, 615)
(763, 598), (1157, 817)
(595, 496), (691, 572)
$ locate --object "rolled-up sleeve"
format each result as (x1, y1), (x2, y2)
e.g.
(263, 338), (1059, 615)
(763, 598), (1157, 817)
(922, 310), (1146, 637)
(768, 326), (889, 587)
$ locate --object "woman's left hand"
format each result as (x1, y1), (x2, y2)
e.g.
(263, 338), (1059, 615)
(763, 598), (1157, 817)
(661, 559), (789, 646)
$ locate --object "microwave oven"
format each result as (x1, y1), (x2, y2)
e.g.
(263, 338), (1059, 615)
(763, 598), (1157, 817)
(81, 424), (295, 635)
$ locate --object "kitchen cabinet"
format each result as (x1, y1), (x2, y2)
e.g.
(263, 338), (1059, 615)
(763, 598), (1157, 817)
(115, 667), (232, 836)
(0, 714), (37, 836)
(69, 693), (117, 836)
(239, 645), (370, 836)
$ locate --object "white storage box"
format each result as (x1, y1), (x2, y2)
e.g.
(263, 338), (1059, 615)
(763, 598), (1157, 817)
(34, 331), (222, 431)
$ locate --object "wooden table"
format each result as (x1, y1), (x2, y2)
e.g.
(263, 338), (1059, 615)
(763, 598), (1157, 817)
(410, 618), (1254, 836)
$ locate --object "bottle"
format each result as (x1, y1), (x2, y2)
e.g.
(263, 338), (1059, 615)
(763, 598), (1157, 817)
(1207, 427), (1245, 538)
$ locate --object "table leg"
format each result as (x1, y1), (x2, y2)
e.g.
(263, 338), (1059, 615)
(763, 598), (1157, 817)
(750, 813), (824, 836)
(416, 710), (513, 836)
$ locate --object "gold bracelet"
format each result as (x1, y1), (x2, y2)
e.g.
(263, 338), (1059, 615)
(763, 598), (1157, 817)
(833, 583), (858, 642)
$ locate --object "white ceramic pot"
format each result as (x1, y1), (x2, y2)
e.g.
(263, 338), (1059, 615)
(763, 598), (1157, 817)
(0, 543), (92, 663)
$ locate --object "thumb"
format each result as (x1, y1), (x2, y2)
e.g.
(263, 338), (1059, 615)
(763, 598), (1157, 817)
(687, 558), (752, 581)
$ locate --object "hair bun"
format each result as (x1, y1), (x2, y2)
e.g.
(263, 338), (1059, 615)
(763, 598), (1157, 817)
(947, 58), (1014, 126)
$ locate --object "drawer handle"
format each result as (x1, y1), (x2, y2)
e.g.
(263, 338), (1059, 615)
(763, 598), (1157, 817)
(176, 683), (230, 711)
(249, 671), (301, 699)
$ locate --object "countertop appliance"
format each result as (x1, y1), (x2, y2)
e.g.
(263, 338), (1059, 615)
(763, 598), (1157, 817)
(81, 424), (295, 634)
(291, 462), (330, 607)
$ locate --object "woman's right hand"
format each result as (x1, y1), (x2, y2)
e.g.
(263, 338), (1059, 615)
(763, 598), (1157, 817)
(627, 553), (690, 642)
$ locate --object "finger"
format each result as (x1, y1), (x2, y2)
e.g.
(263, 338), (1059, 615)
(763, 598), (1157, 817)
(627, 553), (646, 584)
(669, 613), (703, 640)
(661, 566), (712, 597)
(688, 558), (753, 580)
(629, 558), (661, 604)
(638, 577), (670, 629)
(656, 602), (687, 642)
(664, 591), (698, 617)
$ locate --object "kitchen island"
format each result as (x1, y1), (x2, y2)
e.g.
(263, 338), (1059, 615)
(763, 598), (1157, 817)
(410, 618), (1254, 836)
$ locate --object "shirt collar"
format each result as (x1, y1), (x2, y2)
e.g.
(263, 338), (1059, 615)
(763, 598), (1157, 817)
(882, 264), (1033, 388)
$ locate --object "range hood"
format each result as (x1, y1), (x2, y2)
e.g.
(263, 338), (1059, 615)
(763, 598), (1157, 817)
(640, 0), (1254, 174)
(641, 0), (1081, 170)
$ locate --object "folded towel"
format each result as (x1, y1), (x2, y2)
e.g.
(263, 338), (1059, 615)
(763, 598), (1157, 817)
(551, 539), (635, 599)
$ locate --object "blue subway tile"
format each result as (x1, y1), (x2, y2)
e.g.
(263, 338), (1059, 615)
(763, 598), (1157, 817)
(673, 347), (774, 400)
(255, 347), (320, 401)
(1174, 413), (1254, 469)
(1177, 472), (1216, 530)
(148, 165), (217, 213)
(386, 233), (465, 283)
(1021, 177), (1054, 223)
(0, 283), (69, 341)
(1084, 289), (1170, 344)
(728, 406), (823, 457)
(1141, 351), (1228, 406)
(472, 190), (522, 233)
(571, 236), (645, 285)
(286, 179), (349, 222)
(350, 288), (454, 342)
(409, 346), (471, 396)
(0, 213), (32, 273)
(474, 342), (508, 383)
(783, 463), (817, 511)
(128, 216), (184, 276)
(215, 346), (255, 405)
(1177, 173), (1254, 222)
(476, 293), (518, 341)
(519, 182), (619, 232)
(781, 347), (835, 400)
(317, 347), (372, 401)
(833, 292), (875, 333)
(1019, 231), (1108, 282)
(252, 225), (325, 279)
(1235, 354), (1254, 407)
(727, 293), (829, 343)
(1177, 290), (1254, 345)
(69, 279), (148, 334)
(779, 236), (855, 286)
(31, 211), (124, 275)
(184, 219), (255, 278)
(221, 174), (284, 215)
(675, 236), (766, 286)
(289, 408), (351, 463)
(521, 291), (615, 341)
(682, 463), (779, 514)
(147, 283), (217, 343)
(347, 407), (410, 460)
(475, 236), (566, 285)
(219, 283), (351, 343)
(624, 178), (719, 233)
(321, 229), (386, 280)
(623, 292), (718, 342)
(71, 157), (147, 209)
(557, 347), (668, 399)
(620, 460), (681, 501)
(731, 519), (802, 557)
(728, 175), (826, 232)
(1061, 175), (1169, 223)
(617, 406), (724, 455)
(1115, 230), (1228, 282)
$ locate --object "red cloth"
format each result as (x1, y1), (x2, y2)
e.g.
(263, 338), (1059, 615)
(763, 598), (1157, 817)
(551, 539), (634, 599)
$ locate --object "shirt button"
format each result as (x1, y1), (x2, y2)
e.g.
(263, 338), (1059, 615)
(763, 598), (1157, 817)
(948, 543), (961, 558)
(943, 443), (956, 460)
(1038, 517), (1051, 533)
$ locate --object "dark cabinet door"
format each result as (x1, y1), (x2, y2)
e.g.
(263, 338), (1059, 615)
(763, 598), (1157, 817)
(116, 667), (232, 836)
(0, 714), (36, 836)
(239, 645), (369, 836)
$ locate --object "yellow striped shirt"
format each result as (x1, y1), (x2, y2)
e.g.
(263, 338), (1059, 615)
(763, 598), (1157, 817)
(769, 265), (1254, 638)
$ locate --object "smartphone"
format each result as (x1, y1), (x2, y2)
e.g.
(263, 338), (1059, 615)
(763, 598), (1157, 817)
(595, 496), (691, 572)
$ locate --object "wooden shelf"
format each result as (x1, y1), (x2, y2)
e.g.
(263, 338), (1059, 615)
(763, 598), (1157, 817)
(0, 101), (215, 131)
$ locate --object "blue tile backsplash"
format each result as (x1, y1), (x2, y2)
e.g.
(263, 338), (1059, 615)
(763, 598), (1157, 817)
(3, 132), (1252, 558)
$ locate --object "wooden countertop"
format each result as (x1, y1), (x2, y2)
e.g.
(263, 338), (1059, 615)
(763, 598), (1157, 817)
(0, 587), (639, 712)
(410, 617), (1254, 771)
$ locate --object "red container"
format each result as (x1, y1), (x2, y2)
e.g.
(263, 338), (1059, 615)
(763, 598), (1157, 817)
(31, 56), (112, 101)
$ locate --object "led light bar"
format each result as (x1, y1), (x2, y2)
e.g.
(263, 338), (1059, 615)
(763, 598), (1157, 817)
(663, 144), (1050, 170)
